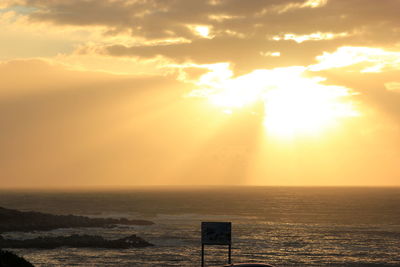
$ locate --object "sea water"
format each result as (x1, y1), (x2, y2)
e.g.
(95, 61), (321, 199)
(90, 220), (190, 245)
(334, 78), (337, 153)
(0, 187), (399, 266)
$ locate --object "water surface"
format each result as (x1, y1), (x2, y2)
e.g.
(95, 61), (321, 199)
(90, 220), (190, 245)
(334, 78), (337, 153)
(0, 187), (399, 266)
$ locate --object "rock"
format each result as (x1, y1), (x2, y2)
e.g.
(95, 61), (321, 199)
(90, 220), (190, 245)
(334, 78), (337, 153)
(0, 207), (154, 233)
(0, 234), (153, 249)
(0, 249), (35, 267)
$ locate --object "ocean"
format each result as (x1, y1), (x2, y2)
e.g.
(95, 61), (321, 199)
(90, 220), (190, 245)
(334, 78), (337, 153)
(0, 187), (399, 266)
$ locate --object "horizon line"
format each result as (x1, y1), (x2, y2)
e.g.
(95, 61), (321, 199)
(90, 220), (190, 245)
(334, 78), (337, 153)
(1, 184), (399, 192)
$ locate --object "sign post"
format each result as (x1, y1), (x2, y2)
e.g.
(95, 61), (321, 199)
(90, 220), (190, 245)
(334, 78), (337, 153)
(201, 222), (232, 267)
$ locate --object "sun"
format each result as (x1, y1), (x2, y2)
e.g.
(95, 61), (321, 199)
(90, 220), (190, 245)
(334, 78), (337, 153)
(262, 83), (357, 138)
(189, 65), (359, 138)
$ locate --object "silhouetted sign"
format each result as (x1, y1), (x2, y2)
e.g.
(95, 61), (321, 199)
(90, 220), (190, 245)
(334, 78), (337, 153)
(201, 222), (231, 245)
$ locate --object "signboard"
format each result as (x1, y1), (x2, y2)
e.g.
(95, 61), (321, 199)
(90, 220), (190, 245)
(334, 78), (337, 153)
(201, 222), (231, 245)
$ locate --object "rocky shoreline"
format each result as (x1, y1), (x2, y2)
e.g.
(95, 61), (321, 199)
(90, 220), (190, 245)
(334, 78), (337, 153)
(0, 250), (34, 267)
(0, 206), (154, 233)
(0, 234), (153, 249)
(0, 206), (155, 266)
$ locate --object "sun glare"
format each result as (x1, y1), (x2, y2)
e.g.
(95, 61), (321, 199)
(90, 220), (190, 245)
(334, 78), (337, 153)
(187, 25), (213, 38)
(190, 65), (359, 138)
(263, 84), (357, 138)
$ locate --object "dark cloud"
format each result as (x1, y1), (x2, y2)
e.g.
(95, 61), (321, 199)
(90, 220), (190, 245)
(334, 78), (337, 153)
(7, 0), (400, 71)
(315, 67), (400, 123)
(104, 37), (357, 74)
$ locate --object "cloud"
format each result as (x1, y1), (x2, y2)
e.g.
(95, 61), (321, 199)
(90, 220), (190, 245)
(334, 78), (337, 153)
(309, 47), (400, 124)
(0, 58), (171, 98)
(268, 0), (328, 14)
(385, 82), (400, 92)
(2, 1), (400, 186)
(272, 31), (349, 43)
(0, 0), (24, 9)
(100, 37), (354, 74)
(310, 46), (400, 72)
(4, 0), (400, 71)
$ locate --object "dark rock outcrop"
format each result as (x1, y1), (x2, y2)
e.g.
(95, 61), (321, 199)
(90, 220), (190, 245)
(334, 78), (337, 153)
(0, 234), (153, 249)
(0, 207), (153, 233)
(0, 250), (35, 267)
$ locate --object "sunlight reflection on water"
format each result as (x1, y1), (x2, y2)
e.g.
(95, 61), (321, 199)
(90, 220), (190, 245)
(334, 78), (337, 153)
(1, 187), (400, 266)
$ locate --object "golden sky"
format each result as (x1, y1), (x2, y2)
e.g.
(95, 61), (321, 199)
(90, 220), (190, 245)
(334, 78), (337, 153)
(1, 0), (400, 187)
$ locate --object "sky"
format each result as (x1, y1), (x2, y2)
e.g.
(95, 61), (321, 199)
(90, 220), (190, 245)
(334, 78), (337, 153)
(1, 0), (400, 188)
